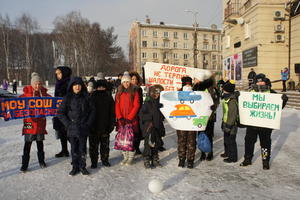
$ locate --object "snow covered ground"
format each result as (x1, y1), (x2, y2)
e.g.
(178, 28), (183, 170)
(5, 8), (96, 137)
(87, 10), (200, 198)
(1, 87), (300, 200)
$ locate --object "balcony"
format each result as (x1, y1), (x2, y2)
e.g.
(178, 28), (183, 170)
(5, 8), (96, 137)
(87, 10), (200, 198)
(224, 1), (241, 20)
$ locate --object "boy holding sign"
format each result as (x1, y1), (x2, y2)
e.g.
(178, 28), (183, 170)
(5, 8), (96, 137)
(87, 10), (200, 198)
(240, 74), (288, 170)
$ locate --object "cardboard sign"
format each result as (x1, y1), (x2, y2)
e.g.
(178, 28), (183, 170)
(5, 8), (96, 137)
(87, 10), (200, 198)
(144, 62), (210, 91)
(238, 92), (283, 129)
(0, 97), (63, 121)
(160, 91), (213, 131)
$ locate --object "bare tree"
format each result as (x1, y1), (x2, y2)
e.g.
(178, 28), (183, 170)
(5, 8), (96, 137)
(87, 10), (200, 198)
(0, 14), (12, 80)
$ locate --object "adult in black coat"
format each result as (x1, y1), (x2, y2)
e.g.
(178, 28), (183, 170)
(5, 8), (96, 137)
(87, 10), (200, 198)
(247, 68), (256, 87)
(58, 77), (95, 176)
(53, 66), (72, 158)
(89, 80), (115, 168)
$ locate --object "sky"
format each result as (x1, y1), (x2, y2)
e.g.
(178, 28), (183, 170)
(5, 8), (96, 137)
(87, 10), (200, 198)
(0, 0), (223, 57)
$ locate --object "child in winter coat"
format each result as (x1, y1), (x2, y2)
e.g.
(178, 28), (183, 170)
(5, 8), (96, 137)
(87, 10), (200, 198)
(58, 77), (95, 176)
(221, 80), (238, 163)
(19, 72), (51, 172)
(139, 84), (165, 169)
(177, 76), (198, 169)
(115, 71), (140, 165)
(240, 74), (288, 170)
(53, 66), (72, 158)
(89, 79), (115, 168)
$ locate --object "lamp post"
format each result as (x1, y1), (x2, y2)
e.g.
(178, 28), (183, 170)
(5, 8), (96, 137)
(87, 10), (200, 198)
(185, 10), (199, 68)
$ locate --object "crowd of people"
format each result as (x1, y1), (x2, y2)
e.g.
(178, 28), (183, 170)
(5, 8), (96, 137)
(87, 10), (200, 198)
(15, 66), (288, 176)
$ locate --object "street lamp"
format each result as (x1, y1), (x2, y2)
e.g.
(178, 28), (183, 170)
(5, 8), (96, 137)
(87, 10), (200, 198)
(185, 10), (199, 68)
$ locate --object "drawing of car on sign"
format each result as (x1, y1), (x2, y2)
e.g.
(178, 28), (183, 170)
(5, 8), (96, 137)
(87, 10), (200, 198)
(162, 91), (201, 104)
(169, 104), (197, 120)
(193, 116), (209, 128)
(178, 91), (201, 104)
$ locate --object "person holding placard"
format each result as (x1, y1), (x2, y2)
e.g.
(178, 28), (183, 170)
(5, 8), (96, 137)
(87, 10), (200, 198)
(220, 80), (238, 163)
(240, 74), (288, 170)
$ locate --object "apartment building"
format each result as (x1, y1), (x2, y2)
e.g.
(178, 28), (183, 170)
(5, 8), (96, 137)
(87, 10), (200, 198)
(129, 19), (222, 75)
(222, 0), (298, 89)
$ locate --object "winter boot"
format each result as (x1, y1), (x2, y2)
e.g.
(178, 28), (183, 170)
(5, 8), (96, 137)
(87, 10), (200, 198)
(261, 148), (270, 170)
(69, 167), (80, 176)
(240, 158), (252, 167)
(91, 161), (98, 169)
(80, 167), (90, 175)
(121, 151), (129, 165)
(187, 160), (194, 169)
(152, 154), (162, 167)
(158, 146), (166, 152)
(20, 155), (30, 173)
(262, 160), (270, 170)
(220, 153), (228, 158)
(125, 151), (135, 165)
(102, 160), (111, 167)
(206, 152), (213, 161)
(178, 158), (185, 168)
(200, 152), (206, 161)
(37, 152), (47, 168)
(55, 151), (69, 158)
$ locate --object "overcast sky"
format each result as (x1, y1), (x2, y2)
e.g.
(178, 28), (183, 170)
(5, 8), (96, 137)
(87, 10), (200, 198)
(0, 0), (223, 57)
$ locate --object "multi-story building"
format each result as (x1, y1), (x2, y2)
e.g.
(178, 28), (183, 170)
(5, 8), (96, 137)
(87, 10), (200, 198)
(129, 18), (222, 76)
(222, 0), (298, 89)
(291, 0), (300, 84)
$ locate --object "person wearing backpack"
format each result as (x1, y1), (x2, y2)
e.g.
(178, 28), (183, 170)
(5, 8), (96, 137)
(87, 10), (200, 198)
(240, 74), (288, 170)
(57, 77), (95, 176)
(221, 80), (238, 163)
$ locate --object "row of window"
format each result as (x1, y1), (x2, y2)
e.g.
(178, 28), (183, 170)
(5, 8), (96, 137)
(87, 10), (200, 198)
(141, 52), (218, 60)
(142, 30), (219, 41)
(142, 41), (218, 50)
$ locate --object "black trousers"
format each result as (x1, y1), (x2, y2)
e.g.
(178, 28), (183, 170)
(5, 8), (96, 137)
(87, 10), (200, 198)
(57, 129), (68, 152)
(205, 120), (214, 152)
(89, 133), (110, 163)
(69, 136), (87, 169)
(282, 80), (287, 91)
(23, 141), (44, 155)
(143, 134), (159, 159)
(244, 127), (272, 160)
(223, 127), (237, 161)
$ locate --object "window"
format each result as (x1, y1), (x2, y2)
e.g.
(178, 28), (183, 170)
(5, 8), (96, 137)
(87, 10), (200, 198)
(142, 30), (147, 37)
(184, 32), (188, 40)
(245, 23), (251, 39)
(142, 52), (147, 59)
(212, 44), (217, 50)
(184, 43), (188, 49)
(174, 32), (178, 38)
(153, 41), (158, 47)
(163, 41), (169, 48)
(153, 52), (158, 59)
(225, 35), (230, 48)
(142, 41), (147, 47)
(212, 35), (216, 41)
(212, 55), (217, 61)
(153, 31), (158, 37)
(173, 53), (178, 59)
(163, 32), (169, 38)
(173, 42), (178, 48)
(203, 34), (207, 39)
(184, 54), (189, 60)
(203, 43), (208, 50)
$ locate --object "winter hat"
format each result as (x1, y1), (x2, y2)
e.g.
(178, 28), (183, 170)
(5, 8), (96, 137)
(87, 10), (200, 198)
(95, 79), (107, 89)
(181, 76), (193, 87)
(254, 73), (267, 84)
(31, 72), (42, 86)
(97, 72), (105, 80)
(149, 84), (164, 97)
(204, 70), (212, 80)
(223, 80), (235, 93)
(121, 71), (131, 83)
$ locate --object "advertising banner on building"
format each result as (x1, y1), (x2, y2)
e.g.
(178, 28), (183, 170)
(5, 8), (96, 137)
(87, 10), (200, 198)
(144, 62), (210, 91)
(160, 91), (213, 131)
(233, 53), (243, 81)
(242, 47), (257, 68)
(0, 97), (63, 121)
(238, 92), (283, 129)
(223, 56), (232, 81)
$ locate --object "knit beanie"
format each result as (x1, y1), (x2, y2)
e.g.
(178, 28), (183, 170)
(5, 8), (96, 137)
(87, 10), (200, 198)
(223, 80), (235, 93)
(31, 72), (42, 86)
(181, 76), (193, 87)
(121, 71), (131, 83)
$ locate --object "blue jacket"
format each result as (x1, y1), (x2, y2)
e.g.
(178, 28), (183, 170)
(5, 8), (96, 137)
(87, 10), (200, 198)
(281, 71), (288, 81)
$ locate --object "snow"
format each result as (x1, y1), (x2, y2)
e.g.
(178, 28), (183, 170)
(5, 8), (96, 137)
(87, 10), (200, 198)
(1, 87), (300, 200)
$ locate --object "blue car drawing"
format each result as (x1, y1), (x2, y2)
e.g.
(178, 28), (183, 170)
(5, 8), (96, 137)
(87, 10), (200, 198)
(178, 91), (201, 104)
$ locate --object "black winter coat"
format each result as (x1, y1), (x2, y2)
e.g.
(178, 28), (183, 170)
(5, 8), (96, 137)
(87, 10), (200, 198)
(57, 77), (95, 138)
(90, 90), (115, 135)
(139, 98), (165, 139)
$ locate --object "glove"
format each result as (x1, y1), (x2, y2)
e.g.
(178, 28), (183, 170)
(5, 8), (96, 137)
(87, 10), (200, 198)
(210, 105), (216, 111)
(222, 122), (233, 133)
(158, 103), (164, 108)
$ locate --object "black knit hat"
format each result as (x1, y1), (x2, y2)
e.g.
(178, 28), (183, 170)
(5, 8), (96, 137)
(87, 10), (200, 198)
(223, 80), (235, 93)
(95, 79), (107, 89)
(254, 73), (267, 84)
(181, 76), (193, 87)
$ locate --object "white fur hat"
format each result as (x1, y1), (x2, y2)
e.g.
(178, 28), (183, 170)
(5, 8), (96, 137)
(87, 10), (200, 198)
(31, 72), (42, 86)
(194, 71), (206, 82)
(121, 71), (131, 83)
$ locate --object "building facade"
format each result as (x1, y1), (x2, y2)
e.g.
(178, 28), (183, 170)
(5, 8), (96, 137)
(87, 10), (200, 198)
(222, 0), (298, 89)
(129, 20), (222, 76)
(291, 0), (300, 84)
